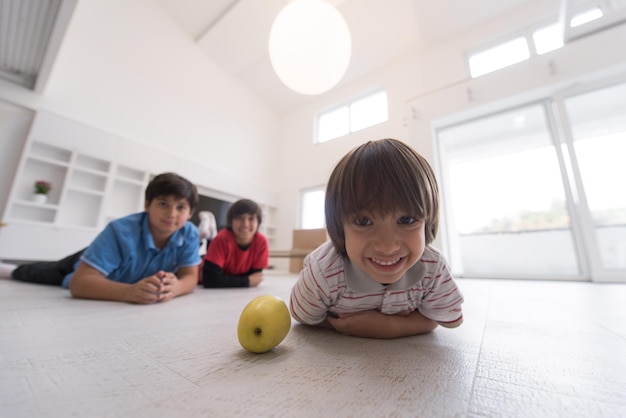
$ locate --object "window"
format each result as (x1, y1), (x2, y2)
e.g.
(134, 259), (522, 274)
(533, 8), (604, 55)
(570, 6), (603, 27)
(316, 90), (388, 143)
(565, 81), (626, 272)
(469, 3), (613, 77)
(468, 37), (530, 78)
(436, 79), (626, 281)
(532, 24), (563, 55)
(317, 107), (349, 143)
(300, 187), (326, 229)
(437, 104), (579, 279)
(349, 90), (388, 132)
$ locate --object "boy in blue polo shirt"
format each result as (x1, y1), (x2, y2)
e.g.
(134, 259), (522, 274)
(0, 172), (201, 304)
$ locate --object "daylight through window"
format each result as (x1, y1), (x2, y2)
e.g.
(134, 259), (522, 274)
(468, 4), (608, 77)
(301, 187), (326, 229)
(316, 90), (388, 143)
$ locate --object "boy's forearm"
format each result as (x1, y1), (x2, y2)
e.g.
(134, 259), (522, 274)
(384, 311), (438, 338)
(69, 271), (131, 302)
(330, 310), (438, 339)
(174, 268), (198, 296)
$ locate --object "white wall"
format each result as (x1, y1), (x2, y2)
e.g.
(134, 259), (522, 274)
(0, 0), (281, 208)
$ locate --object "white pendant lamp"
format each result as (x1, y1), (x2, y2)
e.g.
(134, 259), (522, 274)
(269, 0), (352, 95)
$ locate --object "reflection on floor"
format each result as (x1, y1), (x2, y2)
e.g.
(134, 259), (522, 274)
(1, 273), (625, 417)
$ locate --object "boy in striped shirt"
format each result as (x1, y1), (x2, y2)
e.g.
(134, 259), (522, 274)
(290, 138), (463, 338)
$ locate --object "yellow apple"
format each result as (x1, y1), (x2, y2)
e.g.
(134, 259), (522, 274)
(237, 295), (291, 353)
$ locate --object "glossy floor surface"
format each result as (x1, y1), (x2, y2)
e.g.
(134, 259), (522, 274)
(1, 273), (625, 417)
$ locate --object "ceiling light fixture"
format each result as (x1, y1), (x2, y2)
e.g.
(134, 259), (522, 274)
(268, 0), (352, 95)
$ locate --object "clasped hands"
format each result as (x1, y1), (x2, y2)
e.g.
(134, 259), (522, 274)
(128, 270), (178, 304)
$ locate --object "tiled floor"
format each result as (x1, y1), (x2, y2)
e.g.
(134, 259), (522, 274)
(1, 273), (625, 417)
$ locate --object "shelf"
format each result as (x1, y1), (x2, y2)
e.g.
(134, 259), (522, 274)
(27, 154), (71, 168)
(104, 178), (145, 221)
(13, 199), (59, 208)
(56, 190), (103, 228)
(69, 168), (108, 193)
(115, 165), (146, 183)
(67, 186), (106, 197)
(75, 153), (110, 173)
(19, 159), (67, 202)
(71, 165), (109, 178)
(29, 141), (72, 164)
(113, 176), (146, 186)
(9, 202), (57, 223)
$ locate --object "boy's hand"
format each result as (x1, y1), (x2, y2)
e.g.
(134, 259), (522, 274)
(327, 310), (380, 336)
(127, 271), (174, 304)
(155, 271), (178, 302)
(248, 272), (264, 287)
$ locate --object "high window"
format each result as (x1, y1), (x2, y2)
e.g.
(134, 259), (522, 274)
(316, 90), (388, 143)
(467, 6), (607, 77)
(300, 187), (326, 229)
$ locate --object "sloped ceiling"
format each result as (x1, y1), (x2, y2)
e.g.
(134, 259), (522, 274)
(2, 0), (559, 110)
(156, 0), (542, 112)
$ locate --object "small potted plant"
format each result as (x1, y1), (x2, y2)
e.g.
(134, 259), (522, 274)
(33, 180), (52, 203)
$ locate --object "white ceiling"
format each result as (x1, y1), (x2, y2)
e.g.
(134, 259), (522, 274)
(155, 0), (541, 113)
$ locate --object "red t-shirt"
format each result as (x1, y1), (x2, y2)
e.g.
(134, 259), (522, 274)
(202, 229), (269, 276)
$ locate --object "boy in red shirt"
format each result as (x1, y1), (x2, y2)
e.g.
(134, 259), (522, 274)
(200, 199), (268, 287)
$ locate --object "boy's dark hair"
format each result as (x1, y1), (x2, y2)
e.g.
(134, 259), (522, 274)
(145, 172), (198, 212)
(325, 138), (440, 256)
(226, 199), (263, 229)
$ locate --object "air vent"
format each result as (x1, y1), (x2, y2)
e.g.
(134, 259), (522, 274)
(0, 0), (75, 90)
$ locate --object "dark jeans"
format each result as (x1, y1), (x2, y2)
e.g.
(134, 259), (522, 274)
(11, 249), (86, 286)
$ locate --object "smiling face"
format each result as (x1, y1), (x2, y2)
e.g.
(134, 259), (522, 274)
(231, 213), (259, 246)
(145, 195), (192, 247)
(343, 211), (426, 285)
(325, 139), (440, 261)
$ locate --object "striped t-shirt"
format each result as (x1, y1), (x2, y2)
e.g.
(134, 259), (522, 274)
(290, 241), (463, 326)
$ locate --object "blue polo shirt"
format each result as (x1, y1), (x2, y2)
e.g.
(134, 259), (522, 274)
(62, 212), (200, 288)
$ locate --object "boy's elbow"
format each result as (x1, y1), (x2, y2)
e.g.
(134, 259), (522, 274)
(68, 279), (83, 298)
(67, 274), (96, 299)
(438, 316), (463, 329)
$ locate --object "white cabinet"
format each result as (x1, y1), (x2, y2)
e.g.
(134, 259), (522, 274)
(0, 112), (150, 260)
(5, 141), (150, 230)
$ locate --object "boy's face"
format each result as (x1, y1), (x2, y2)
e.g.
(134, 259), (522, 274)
(231, 213), (259, 246)
(343, 211), (425, 285)
(145, 195), (192, 238)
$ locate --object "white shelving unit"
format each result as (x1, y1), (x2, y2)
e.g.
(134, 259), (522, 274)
(0, 110), (279, 261)
(8, 141), (69, 224)
(0, 112), (150, 260)
(6, 140), (151, 231)
(103, 165), (149, 224)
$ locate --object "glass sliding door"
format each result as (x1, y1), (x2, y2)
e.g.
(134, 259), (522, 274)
(437, 103), (582, 280)
(562, 81), (626, 279)
(436, 79), (626, 282)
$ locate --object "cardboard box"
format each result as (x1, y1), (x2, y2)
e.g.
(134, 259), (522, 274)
(288, 228), (328, 273)
(268, 229), (328, 274)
